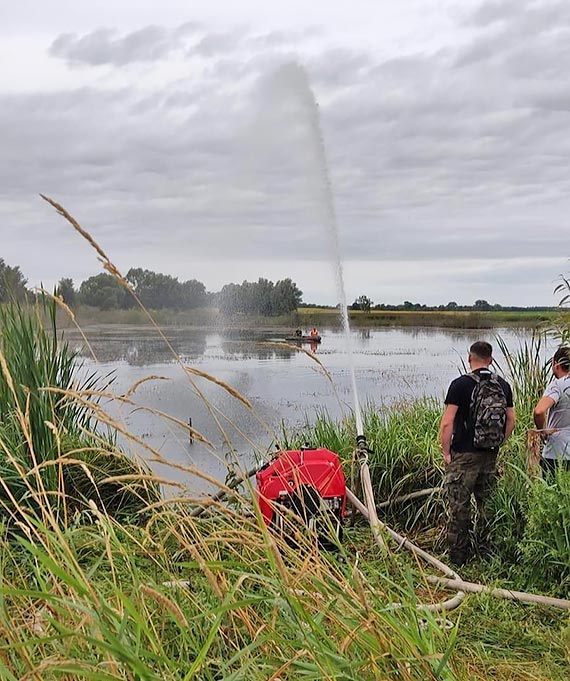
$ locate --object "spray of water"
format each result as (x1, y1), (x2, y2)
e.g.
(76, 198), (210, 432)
(268, 63), (365, 437)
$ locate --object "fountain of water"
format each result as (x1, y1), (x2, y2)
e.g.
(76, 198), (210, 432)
(274, 63), (365, 439)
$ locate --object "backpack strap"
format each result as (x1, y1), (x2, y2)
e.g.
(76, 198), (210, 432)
(468, 370), (497, 382)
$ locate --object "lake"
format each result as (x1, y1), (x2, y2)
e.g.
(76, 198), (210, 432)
(66, 325), (536, 493)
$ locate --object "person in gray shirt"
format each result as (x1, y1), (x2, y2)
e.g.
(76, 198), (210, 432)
(533, 346), (570, 474)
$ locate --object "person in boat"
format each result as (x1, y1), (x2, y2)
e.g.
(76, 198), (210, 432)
(439, 341), (515, 566)
(533, 346), (570, 475)
(309, 327), (319, 338)
(295, 328), (303, 338)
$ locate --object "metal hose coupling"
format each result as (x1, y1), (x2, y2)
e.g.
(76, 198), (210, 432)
(356, 434), (370, 464)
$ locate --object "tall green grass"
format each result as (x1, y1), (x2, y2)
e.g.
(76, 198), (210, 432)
(289, 400), (444, 532)
(0, 505), (458, 680)
(495, 331), (551, 431)
(0, 299), (159, 526)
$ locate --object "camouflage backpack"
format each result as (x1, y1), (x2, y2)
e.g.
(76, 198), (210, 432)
(468, 372), (508, 449)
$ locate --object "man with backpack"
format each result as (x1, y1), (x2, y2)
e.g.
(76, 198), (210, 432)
(439, 341), (516, 566)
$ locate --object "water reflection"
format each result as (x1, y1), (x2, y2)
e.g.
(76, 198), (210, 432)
(68, 327), (209, 364)
(66, 327), (321, 364)
(62, 325), (542, 493)
(218, 340), (297, 362)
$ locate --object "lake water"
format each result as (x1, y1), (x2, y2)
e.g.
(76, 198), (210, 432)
(66, 325), (534, 493)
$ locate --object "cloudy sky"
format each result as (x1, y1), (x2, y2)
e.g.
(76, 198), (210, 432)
(2, 0), (570, 306)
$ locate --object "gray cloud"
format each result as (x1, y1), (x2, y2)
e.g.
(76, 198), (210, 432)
(4, 2), (570, 305)
(49, 24), (201, 66)
(467, 0), (536, 27)
(49, 23), (311, 67)
(189, 29), (246, 57)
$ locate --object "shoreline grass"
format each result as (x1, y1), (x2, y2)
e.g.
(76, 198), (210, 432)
(35, 304), (568, 330)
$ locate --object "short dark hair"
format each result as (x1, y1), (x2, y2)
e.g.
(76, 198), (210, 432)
(469, 341), (492, 360)
(553, 347), (570, 371)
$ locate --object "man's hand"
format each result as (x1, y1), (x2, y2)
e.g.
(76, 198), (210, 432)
(539, 428), (558, 442)
(534, 396), (555, 430)
(439, 404), (458, 466)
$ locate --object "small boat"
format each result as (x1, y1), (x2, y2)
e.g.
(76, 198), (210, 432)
(284, 335), (322, 343)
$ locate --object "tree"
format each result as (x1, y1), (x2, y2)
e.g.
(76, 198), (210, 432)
(125, 268), (206, 310)
(126, 268), (178, 309)
(355, 295), (372, 312)
(474, 299), (491, 311)
(179, 279), (207, 309)
(445, 301), (458, 310)
(0, 258), (28, 302)
(57, 278), (76, 307)
(79, 273), (127, 310)
(218, 278), (303, 316)
(271, 279), (303, 315)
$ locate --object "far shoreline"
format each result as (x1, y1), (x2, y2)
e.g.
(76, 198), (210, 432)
(51, 305), (565, 331)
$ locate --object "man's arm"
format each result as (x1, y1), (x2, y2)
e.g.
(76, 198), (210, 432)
(504, 407), (516, 441)
(439, 404), (458, 465)
(533, 396), (555, 430)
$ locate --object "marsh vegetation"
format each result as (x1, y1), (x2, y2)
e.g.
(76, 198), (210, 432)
(0, 296), (568, 679)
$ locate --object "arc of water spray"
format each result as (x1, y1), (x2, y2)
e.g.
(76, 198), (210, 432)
(282, 63), (364, 438)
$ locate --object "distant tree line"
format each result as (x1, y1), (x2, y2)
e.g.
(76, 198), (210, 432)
(68, 269), (208, 311)
(350, 296), (555, 312)
(1, 258), (304, 316)
(0, 257), (558, 315)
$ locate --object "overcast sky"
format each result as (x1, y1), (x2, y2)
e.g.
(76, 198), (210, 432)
(2, 0), (570, 306)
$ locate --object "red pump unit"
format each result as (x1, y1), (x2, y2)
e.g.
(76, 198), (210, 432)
(256, 446), (346, 546)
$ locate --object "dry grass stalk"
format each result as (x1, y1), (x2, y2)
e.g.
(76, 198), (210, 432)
(121, 374), (170, 398)
(184, 366), (253, 409)
(526, 429), (542, 478)
(139, 584), (189, 629)
(261, 341), (334, 384)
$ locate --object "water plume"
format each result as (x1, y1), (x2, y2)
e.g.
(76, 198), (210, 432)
(260, 62), (364, 436)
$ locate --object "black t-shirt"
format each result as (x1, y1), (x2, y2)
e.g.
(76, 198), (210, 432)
(444, 369), (514, 452)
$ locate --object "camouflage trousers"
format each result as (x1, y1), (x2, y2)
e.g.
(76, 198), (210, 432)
(444, 450), (497, 565)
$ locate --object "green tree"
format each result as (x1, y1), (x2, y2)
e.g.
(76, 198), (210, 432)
(125, 268), (206, 310)
(218, 283), (240, 314)
(79, 273), (127, 310)
(56, 278), (76, 307)
(256, 278), (275, 316)
(271, 279), (303, 315)
(125, 268), (176, 309)
(474, 299), (491, 311)
(179, 279), (207, 309)
(355, 295), (372, 312)
(0, 258), (28, 302)
(218, 278), (302, 316)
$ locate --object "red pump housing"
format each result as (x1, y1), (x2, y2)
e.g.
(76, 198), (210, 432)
(256, 447), (346, 543)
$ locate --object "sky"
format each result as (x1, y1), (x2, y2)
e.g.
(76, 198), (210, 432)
(2, 0), (570, 306)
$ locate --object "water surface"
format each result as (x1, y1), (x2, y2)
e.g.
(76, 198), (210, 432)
(67, 325), (532, 492)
